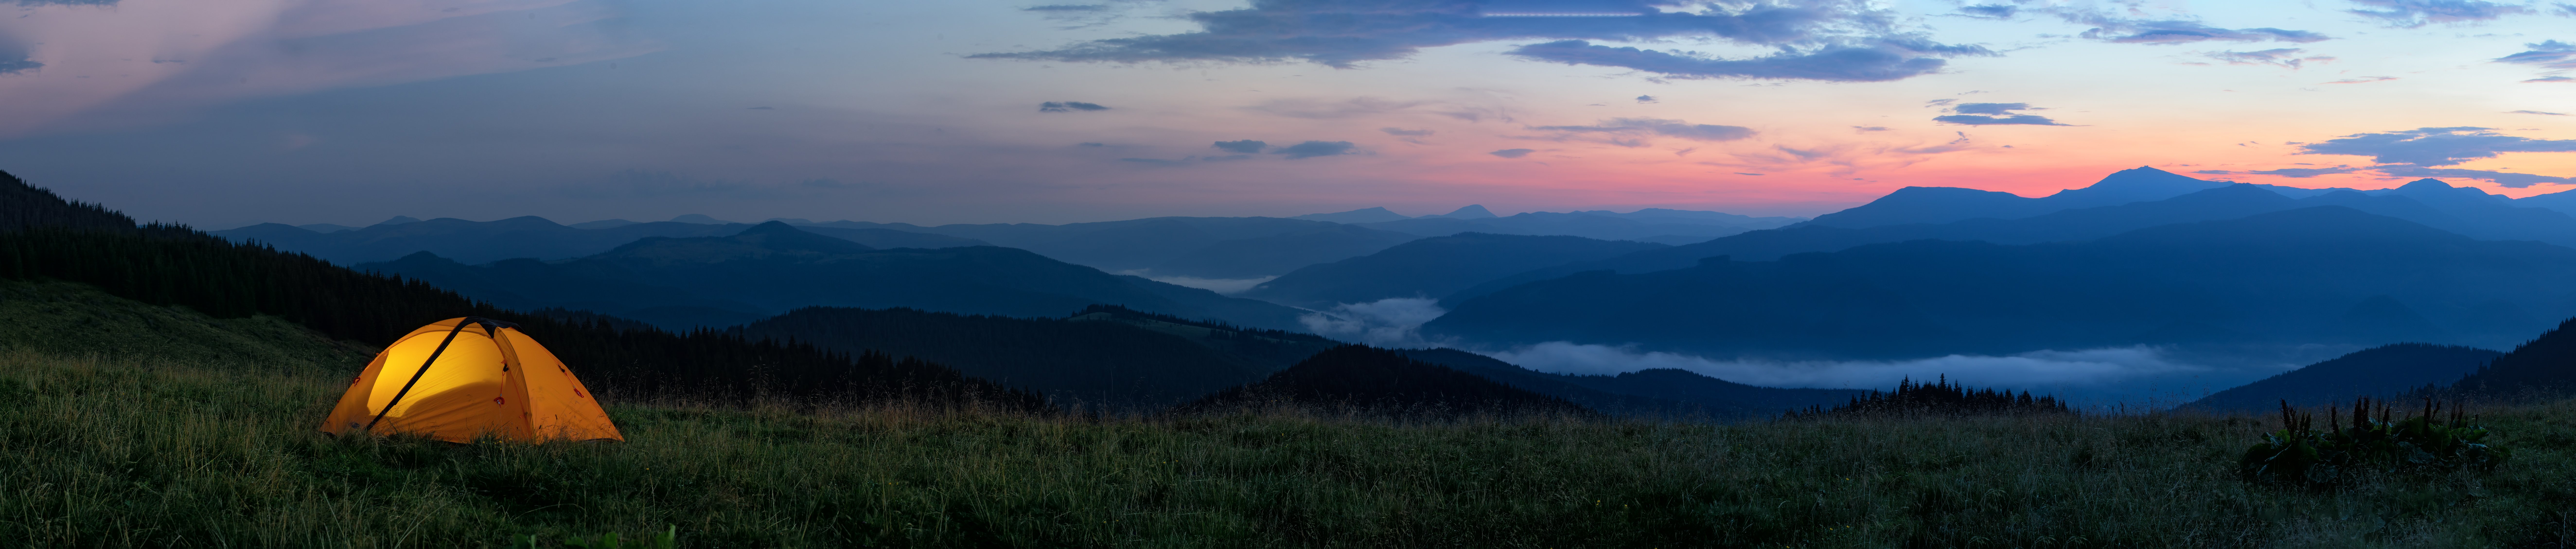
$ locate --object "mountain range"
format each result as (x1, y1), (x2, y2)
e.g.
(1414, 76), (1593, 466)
(357, 222), (1311, 331)
(1441, 173), (2576, 306)
(1239, 233), (1667, 309)
(215, 216), (985, 265)
(1429, 206), (2576, 360)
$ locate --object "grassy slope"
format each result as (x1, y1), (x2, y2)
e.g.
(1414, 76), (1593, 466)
(0, 279), (377, 368)
(6, 281), (2576, 547)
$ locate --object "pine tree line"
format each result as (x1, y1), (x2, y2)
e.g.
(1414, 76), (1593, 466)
(1785, 375), (2072, 418)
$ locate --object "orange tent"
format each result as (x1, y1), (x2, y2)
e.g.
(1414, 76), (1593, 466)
(322, 317), (622, 442)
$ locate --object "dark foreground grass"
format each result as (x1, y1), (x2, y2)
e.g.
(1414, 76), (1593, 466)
(3, 351), (2574, 548)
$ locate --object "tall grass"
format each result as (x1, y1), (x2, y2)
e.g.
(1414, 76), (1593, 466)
(3, 349), (2572, 548)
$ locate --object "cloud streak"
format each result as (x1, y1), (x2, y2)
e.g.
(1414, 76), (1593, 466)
(2206, 48), (2331, 69)
(2348, 0), (2532, 27)
(974, 0), (1987, 82)
(2300, 127), (2576, 166)
(1932, 102), (2068, 125)
(1039, 101), (1109, 112)
(1530, 117), (1756, 144)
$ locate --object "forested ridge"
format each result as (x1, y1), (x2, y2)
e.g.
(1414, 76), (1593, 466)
(0, 170), (1046, 411)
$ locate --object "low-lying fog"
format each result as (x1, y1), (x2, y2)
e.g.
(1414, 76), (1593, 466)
(1299, 298), (2345, 410)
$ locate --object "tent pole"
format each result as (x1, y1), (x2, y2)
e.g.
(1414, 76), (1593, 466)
(367, 318), (478, 431)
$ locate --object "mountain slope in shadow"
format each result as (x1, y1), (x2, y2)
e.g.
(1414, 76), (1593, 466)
(2180, 343), (2503, 412)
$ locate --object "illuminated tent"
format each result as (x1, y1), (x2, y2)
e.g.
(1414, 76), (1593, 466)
(322, 317), (623, 442)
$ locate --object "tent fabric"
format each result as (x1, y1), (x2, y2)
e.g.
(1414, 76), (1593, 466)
(321, 317), (623, 443)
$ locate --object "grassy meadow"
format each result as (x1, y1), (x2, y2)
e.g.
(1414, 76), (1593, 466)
(3, 279), (2576, 547)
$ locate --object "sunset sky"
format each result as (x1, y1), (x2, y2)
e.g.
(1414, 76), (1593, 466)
(3, 0), (2573, 227)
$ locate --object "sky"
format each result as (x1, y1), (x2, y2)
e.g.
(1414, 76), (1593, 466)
(3, 0), (2574, 228)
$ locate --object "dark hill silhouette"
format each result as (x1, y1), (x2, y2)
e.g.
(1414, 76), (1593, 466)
(0, 172), (1046, 412)
(1799, 167), (2226, 229)
(2181, 343), (2502, 413)
(214, 216), (984, 265)
(732, 306), (1288, 410)
(1173, 345), (1589, 417)
(1239, 233), (1666, 308)
(1395, 348), (1866, 419)
(1429, 207), (2576, 360)
(359, 223), (1311, 331)
(2448, 317), (2576, 399)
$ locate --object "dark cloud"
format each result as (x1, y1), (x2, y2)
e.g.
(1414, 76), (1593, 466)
(1735, 172), (1766, 175)
(2299, 127), (2576, 166)
(1276, 140), (1358, 159)
(974, 0), (1986, 82)
(1506, 40), (1972, 82)
(1933, 103), (2068, 126)
(1490, 148), (1536, 158)
(1853, 126), (1890, 131)
(1039, 101), (1111, 112)
(0, 54), (38, 76)
(9, 0), (115, 4)
(1635, 95), (1658, 103)
(2531, 76), (2576, 83)
(1023, 4), (1109, 11)
(1244, 97), (1423, 119)
(2348, 0), (2531, 27)
(1380, 127), (1435, 136)
(2496, 40), (2576, 70)
(2324, 76), (2399, 84)
(2376, 165), (2573, 187)
(2077, 21), (2328, 44)
(1957, 4), (2017, 18)
(1212, 139), (1268, 154)
(1531, 117), (1756, 142)
(1966, 3), (2326, 44)
(1120, 157), (1191, 166)
(2509, 110), (2569, 115)
(2207, 48), (2331, 69)
(1950, 102), (2030, 115)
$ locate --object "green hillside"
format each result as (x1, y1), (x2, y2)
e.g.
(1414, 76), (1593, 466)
(0, 278), (373, 369)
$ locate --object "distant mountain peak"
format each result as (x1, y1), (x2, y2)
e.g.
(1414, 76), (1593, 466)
(670, 214), (734, 224)
(2399, 178), (2456, 189)
(374, 216), (423, 226)
(1289, 206), (1414, 224)
(735, 220), (815, 237)
(1437, 205), (1498, 219)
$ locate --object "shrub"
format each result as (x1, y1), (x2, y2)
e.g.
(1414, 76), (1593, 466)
(2240, 396), (2509, 488)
